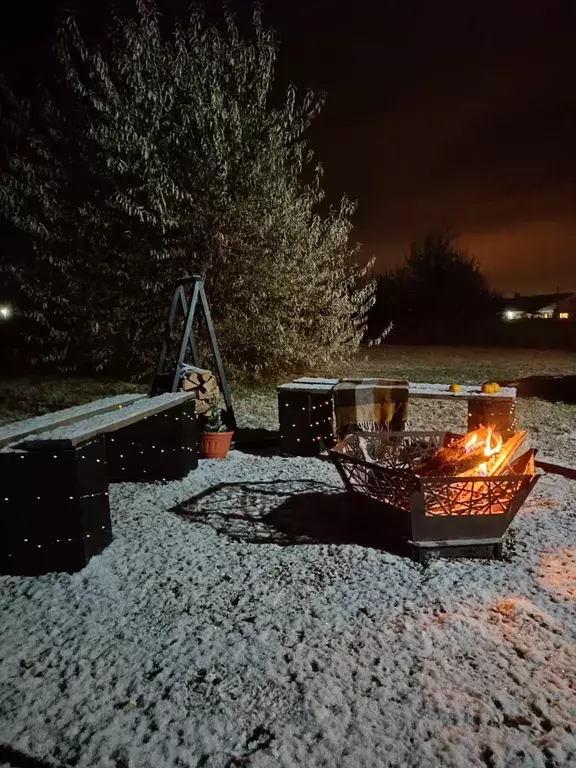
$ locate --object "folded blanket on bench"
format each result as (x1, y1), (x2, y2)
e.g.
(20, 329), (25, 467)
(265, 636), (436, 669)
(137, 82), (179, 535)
(333, 379), (409, 437)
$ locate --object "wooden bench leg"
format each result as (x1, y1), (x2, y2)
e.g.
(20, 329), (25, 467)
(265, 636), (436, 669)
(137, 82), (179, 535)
(0, 436), (112, 576)
(467, 398), (517, 439)
(106, 400), (198, 482)
(278, 391), (335, 456)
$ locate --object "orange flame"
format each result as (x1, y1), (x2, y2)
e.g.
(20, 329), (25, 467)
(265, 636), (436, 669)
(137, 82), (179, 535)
(483, 426), (503, 457)
(461, 425), (505, 478)
(464, 426), (503, 458)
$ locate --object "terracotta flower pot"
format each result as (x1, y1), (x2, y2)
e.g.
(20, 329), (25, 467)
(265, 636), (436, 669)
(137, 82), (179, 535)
(200, 431), (234, 459)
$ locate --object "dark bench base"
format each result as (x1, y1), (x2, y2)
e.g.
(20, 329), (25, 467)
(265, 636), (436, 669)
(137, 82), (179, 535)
(0, 436), (112, 576)
(0, 399), (199, 576)
(106, 398), (198, 482)
(278, 390), (335, 456)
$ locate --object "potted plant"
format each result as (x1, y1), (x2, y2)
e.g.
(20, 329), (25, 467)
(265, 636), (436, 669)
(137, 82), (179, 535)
(200, 403), (234, 459)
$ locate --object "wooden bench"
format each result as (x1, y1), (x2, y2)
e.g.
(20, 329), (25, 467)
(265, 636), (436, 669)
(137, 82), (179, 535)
(277, 378), (517, 456)
(0, 392), (198, 576)
(0, 393), (146, 449)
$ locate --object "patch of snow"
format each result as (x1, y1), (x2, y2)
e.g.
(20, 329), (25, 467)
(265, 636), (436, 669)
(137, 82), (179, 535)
(293, 377), (340, 385)
(279, 381), (517, 400)
(277, 383), (335, 392)
(18, 393), (194, 446)
(1, 394), (575, 767)
(0, 394), (145, 448)
(409, 383), (517, 399)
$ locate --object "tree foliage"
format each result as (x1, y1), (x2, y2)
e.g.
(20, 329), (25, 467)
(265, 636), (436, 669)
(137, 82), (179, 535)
(0, 1), (374, 376)
(369, 233), (498, 343)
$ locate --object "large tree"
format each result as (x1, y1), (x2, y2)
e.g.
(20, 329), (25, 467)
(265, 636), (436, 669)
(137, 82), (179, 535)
(369, 233), (498, 343)
(0, 1), (374, 376)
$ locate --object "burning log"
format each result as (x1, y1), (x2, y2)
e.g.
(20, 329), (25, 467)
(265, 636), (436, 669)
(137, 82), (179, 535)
(461, 430), (529, 477)
(414, 427), (529, 478)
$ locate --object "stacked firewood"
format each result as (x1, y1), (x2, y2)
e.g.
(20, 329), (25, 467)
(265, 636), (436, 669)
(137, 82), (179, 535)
(180, 365), (220, 415)
(413, 429), (528, 478)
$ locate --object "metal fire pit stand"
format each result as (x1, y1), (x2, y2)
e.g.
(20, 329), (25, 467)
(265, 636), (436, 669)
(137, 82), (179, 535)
(329, 431), (540, 562)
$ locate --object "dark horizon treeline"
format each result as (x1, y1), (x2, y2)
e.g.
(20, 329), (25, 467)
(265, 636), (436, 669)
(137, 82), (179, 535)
(367, 232), (576, 350)
(367, 232), (500, 344)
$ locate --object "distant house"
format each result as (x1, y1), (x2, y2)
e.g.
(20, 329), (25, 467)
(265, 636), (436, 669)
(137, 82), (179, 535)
(500, 293), (576, 321)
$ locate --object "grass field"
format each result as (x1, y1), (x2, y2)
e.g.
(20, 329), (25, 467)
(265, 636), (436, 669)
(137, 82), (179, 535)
(2, 345), (576, 768)
(1, 346), (575, 428)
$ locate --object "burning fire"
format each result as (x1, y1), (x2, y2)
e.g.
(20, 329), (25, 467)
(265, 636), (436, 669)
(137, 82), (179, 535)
(422, 426), (532, 516)
(464, 426), (504, 476)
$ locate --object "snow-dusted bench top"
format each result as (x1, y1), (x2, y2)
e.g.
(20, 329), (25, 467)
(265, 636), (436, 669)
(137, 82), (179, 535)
(278, 378), (517, 400)
(9, 392), (195, 450)
(0, 393), (146, 450)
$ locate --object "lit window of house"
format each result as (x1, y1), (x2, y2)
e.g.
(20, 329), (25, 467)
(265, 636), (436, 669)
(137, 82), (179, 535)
(559, 312), (569, 319)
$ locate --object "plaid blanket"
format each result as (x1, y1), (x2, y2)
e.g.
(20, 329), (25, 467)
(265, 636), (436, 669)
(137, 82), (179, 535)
(333, 378), (409, 437)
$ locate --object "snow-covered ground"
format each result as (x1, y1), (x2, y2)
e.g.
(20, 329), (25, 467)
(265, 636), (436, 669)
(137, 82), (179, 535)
(1, 396), (575, 768)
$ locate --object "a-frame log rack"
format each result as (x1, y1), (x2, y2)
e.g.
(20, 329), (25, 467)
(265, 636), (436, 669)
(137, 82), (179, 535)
(151, 276), (236, 430)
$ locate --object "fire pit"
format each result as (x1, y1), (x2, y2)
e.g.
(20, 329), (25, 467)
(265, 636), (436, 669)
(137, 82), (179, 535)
(329, 428), (540, 561)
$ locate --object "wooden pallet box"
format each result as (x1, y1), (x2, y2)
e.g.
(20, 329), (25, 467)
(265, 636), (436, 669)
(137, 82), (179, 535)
(0, 436), (112, 576)
(277, 383), (335, 456)
(106, 398), (198, 482)
(467, 397), (517, 439)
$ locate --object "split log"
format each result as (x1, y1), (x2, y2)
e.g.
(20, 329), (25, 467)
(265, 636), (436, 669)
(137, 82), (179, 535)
(415, 430), (529, 478)
(179, 364), (220, 414)
(181, 365), (212, 386)
(197, 385), (220, 402)
(203, 377), (218, 393)
(414, 445), (491, 477)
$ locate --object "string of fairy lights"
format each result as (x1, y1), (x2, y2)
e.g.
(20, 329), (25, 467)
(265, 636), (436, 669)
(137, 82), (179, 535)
(2, 401), (198, 564)
(279, 396), (335, 446)
(6, 525), (112, 556)
(279, 388), (517, 453)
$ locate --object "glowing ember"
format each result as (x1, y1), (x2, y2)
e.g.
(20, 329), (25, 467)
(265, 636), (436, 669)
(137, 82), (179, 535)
(463, 426), (504, 475)
(463, 425), (503, 459)
(427, 427), (531, 514)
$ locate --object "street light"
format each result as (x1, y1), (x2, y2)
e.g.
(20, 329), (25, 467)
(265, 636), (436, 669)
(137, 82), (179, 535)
(0, 305), (12, 320)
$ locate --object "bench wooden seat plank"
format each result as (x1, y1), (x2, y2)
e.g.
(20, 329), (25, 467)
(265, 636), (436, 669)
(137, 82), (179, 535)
(286, 378), (517, 401)
(0, 393), (146, 449)
(19, 392), (196, 449)
(407, 382), (517, 401)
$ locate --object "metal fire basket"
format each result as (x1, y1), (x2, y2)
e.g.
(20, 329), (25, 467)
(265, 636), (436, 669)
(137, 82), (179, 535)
(329, 431), (540, 559)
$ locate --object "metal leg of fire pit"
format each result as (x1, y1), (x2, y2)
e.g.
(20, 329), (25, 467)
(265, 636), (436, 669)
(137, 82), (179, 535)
(408, 537), (504, 564)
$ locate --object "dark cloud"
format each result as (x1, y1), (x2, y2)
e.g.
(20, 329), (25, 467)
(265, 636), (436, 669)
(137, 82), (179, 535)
(2, 0), (575, 294)
(271, 0), (576, 294)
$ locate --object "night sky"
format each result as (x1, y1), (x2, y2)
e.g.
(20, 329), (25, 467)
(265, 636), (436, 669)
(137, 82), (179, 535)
(2, 0), (576, 295)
